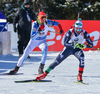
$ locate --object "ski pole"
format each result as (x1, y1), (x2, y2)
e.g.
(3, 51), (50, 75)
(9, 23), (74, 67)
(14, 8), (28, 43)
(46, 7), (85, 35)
(91, 47), (100, 50)
(84, 39), (100, 45)
(48, 25), (60, 33)
(48, 31), (60, 34)
(92, 39), (100, 42)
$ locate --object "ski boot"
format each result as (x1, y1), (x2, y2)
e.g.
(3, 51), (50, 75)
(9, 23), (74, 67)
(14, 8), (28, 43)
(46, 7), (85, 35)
(77, 72), (83, 82)
(38, 63), (45, 74)
(8, 65), (20, 75)
(36, 71), (47, 81)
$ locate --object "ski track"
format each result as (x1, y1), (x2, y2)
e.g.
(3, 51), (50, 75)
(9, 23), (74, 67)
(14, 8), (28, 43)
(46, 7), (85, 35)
(0, 51), (100, 94)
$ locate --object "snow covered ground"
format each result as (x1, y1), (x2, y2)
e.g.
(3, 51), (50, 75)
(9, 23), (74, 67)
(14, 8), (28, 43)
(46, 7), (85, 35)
(0, 51), (100, 94)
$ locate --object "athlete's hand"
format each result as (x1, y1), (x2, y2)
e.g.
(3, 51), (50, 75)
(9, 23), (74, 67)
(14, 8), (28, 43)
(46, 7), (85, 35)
(14, 26), (17, 33)
(60, 30), (64, 35)
(74, 43), (86, 49)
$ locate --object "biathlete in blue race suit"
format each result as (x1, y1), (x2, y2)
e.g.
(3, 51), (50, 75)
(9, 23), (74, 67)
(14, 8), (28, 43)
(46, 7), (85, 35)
(36, 19), (93, 82)
(9, 11), (64, 75)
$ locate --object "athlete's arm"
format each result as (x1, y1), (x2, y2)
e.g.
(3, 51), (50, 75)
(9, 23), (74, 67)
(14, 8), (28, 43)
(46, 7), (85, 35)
(64, 30), (73, 47)
(46, 19), (64, 34)
(84, 31), (93, 48)
(31, 22), (39, 40)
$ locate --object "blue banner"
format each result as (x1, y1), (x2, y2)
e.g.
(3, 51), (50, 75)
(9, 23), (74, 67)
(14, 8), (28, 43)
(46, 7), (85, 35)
(0, 11), (6, 19)
(0, 22), (8, 32)
(0, 11), (8, 32)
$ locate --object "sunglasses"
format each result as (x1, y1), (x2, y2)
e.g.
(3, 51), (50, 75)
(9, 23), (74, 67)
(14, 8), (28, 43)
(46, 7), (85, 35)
(76, 23), (82, 26)
(39, 16), (47, 19)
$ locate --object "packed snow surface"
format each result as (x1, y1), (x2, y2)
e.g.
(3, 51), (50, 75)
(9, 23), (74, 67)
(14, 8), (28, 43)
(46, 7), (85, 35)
(0, 51), (100, 94)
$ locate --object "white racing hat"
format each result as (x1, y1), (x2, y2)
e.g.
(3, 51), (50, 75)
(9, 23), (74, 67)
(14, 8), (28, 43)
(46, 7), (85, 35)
(74, 20), (83, 28)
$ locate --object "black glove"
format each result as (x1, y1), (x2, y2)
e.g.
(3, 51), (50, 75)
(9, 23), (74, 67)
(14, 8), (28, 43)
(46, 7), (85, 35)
(14, 26), (17, 33)
(60, 30), (64, 35)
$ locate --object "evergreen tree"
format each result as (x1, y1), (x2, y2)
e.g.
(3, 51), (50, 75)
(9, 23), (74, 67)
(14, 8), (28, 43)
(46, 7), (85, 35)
(45, 0), (100, 20)
(1, 0), (100, 23)
(0, 0), (22, 23)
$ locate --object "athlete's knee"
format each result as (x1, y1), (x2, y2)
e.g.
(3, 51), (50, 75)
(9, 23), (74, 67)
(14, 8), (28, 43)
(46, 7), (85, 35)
(49, 60), (60, 69)
(17, 41), (24, 46)
(79, 57), (84, 68)
(44, 45), (48, 51)
(42, 47), (48, 56)
(23, 45), (32, 55)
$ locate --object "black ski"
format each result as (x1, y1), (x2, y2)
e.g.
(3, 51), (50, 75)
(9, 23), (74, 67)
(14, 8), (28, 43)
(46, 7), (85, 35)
(0, 73), (23, 75)
(15, 79), (52, 83)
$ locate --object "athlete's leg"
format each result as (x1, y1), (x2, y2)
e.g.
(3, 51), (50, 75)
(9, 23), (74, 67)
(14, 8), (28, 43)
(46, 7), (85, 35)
(38, 40), (48, 74)
(9, 39), (41, 75)
(36, 47), (73, 80)
(73, 49), (84, 72)
(73, 49), (84, 82)
(39, 41), (48, 64)
(49, 47), (72, 70)
(17, 39), (40, 67)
